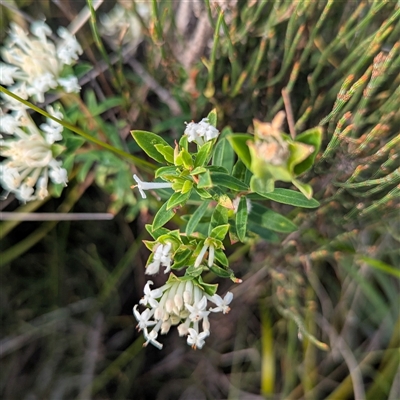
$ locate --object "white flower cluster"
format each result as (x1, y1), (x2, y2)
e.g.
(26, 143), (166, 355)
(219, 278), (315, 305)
(146, 242), (173, 275)
(134, 280), (233, 350)
(0, 108), (68, 202)
(1, 21), (82, 105)
(184, 118), (220, 146)
(100, 3), (150, 47)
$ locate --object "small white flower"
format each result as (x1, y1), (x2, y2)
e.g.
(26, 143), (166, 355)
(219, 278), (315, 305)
(185, 296), (210, 322)
(209, 292), (233, 314)
(194, 242), (209, 268)
(132, 174), (172, 199)
(57, 76), (80, 93)
(187, 328), (209, 350)
(145, 242), (173, 275)
(133, 305), (156, 331)
(194, 242), (215, 268)
(56, 27), (83, 65)
(143, 328), (163, 350)
(1, 21), (81, 106)
(139, 280), (164, 307)
(184, 118), (220, 146)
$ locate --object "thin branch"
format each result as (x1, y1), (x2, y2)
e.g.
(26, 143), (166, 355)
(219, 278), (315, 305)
(0, 212), (114, 221)
(282, 88), (296, 139)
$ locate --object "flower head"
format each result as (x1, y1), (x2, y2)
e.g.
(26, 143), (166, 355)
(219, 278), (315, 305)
(0, 108), (67, 201)
(1, 21), (82, 105)
(133, 276), (233, 350)
(184, 118), (219, 146)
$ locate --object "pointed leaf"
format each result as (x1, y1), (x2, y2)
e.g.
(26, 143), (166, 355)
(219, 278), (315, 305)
(248, 222), (280, 242)
(294, 127), (323, 175)
(131, 130), (171, 164)
(209, 265), (233, 279)
(186, 201), (210, 235)
(260, 188), (319, 208)
(209, 204), (229, 233)
(195, 187), (213, 199)
(207, 108), (218, 127)
(152, 202), (175, 230)
(214, 249), (229, 267)
(236, 197), (248, 241)
(250, 203), (297, 233)
(197, 170), (213, 188)
(194, 141), (213, 168)
(167, 190), (192, 210)
(292, 179), (313, 199)
(155, 166), (179, 179)
(250, 176), (275, 196)
(196, 276), (218, 296)
(210, 224), (230, 241)
(227, 134), (253, 170)
(210, 172), (249, 191)
(154, 144), (174, 163)
(213, 138), (235, 173)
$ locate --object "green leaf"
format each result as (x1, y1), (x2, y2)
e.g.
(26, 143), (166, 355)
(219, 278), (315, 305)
(194, 141), (213, 168)
(155, 166), (179, 179)
(247, 223), (280, 242)
(186, 265), (203, 277)
(357, 256), (400, 278)
(209, 204), (229, 232)
(232, 159), (247, 181)
(197, 170), (213, 189)
(186, 201), (210, 235)
(207, 108), (218, 127)
(152, 202), (175, 230)
(181, 180), (193, 194)
(195, 187), (213, 199)
(250, 203), (297, 233)
(236, 197), (248, 241)
(171, 249), (192, 270)
(214, 249), (229, 267)
(131, 130), (171, 164)
(292, 179), (313, 199)
(294, 127), (323, 175)
(65, 136), (85, 152)
(154, 144), (174, 163)
(287, 141), (314, 175)
(191, 166), (207, 175)
(179, 134), (188, 151)
(210, 224), (230, 241)
(196, 276), (218, 296)
(166, 190), (192, 210)
(210, 172), (249, 191)
(227, 134), (253, 170)
(213, 138), (235, 173)
(260, 188), (320, 208)
(250, 176), (275, 196)
(209, 265), (233, 279)
(175, 148), (194, 169)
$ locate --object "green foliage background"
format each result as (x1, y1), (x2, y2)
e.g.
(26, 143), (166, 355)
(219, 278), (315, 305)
(0, 1), (399, 399)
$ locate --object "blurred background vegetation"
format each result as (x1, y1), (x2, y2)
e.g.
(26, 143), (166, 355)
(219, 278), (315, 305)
(1, 0), (399, 399)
